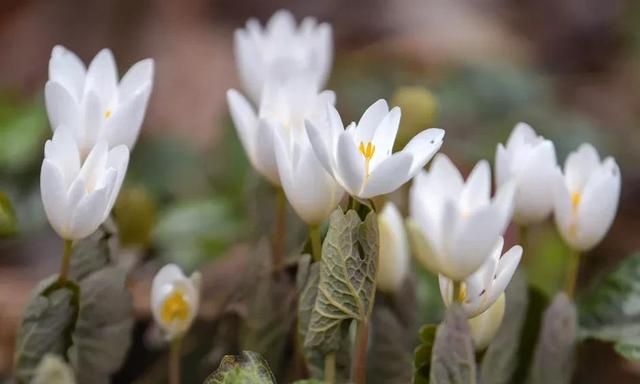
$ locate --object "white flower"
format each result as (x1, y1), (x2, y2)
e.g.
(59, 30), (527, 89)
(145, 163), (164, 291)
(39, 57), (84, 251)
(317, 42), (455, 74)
(227, 79), (335, 186)
(306, 99), (445, 199)
(234, 9), (332, 103)
(553, 143), (621, 251)
(438, 237), (521, 317)
(151, 264), (201, 340)
(40, 126), (129, 240)
(45, 45), (154, 157)
(376, 202), (410, 293)
(408, 154), (515, 281)
(468, 293), (505, 350)
(495, 122), (558, 224)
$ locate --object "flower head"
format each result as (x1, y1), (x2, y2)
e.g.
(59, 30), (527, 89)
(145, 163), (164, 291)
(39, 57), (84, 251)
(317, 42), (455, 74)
(408, 154), (515, 281)
(306, 99), (444, 199)
(376, 202), (410, 293)
(495, 122), (558, 224)
(227, 78), (335, 186)
(45, 46), (154, 157)
(40, 126), (129, 240)
(438, 237), (521, 317)
(234, 10), (332, 102)
(553, 143), (621, 251)
(151, 264), (201, 340)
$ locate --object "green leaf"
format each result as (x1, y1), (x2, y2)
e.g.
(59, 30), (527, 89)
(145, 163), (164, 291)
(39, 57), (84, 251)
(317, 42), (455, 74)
(480, 270), (528, 384)
(68, 223), (116, 281)
(14, 277), (79, 384)
(203, 351), (276, 384)
(0, 191), (17, 237)
(69, 266), (133, 384)
(413, 324), (437, 384)
(578, 253), (640, 361)
(528, 293), (576, 384)
(367, 304), (413, 384)
(31, 354), (76, 384)
(430, 306), (476, 384)
(304, 209), (379, 354)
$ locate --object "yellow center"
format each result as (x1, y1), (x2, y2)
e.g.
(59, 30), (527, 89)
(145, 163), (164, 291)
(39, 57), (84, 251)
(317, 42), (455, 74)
(569, 192), (582, 238)
(571, 192), (581, 211)
(358, 141), (376, 176)
(457, 283), (467, 302)
(160, 290), (191, 324)
(104, 109), (112, 119)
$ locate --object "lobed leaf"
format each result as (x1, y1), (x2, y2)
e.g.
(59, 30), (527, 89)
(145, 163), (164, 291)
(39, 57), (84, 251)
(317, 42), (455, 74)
(429, 306), (476, 384)
(203, 351), (276, 384)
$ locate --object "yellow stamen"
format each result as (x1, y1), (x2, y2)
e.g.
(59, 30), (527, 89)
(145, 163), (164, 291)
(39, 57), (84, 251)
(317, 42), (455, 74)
(457, 283), (467, 302)
(104, 109), (112, 119)
(571, 192), (581, 211)
(358, 141), (376, 176)
(569, 192), (582, 238)
(160, 290), (191, 324)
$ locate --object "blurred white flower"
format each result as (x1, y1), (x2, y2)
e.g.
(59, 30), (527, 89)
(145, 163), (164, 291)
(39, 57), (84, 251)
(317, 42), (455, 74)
(234, 9), (332, 103)
(408, 154), (515, 281)
(495, 122), (557, 224)
(468, 293), (505, 350)
(227, 79), (335, 186)
(376, 202), (410, 293)
(151, 264), (201, 341)
(306, 100), (444, 199)
(438, 237), (521, 317)
(553, 143), (621, 251)
(40, 126), (128, 240)
(45, 45), (154, 156)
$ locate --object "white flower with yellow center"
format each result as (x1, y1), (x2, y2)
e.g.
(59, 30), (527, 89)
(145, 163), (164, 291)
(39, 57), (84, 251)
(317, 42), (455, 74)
(151, 264), (201, 340)
(553, 143), (621, 251)
(376, 202), (410, 293)
(234, 9), (332, 103)
(41, 126), (128, 240)
(495, 122), (558, 224)
(408, 154), (515, 281)
(45, 45), (154, 157)
(306, 100), (444, 199)
(438, 237), (521, 317)
(227, 78), (335, 186)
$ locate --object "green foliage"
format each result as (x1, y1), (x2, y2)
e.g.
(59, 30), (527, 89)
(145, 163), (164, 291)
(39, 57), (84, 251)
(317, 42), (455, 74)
(528, 293), (576, 384)
(113, 186), (156, 247)
(32, 354), (76, 384)
(429, 306), (476, 384)
(203, 351), (276, 384)
(480, 270), (528, 384)
(304, 209), (379, 355)
(413, 324), (437, 384)
(0, 190), (17, 236)
(0, 96), (47, 173)
(579, 253), (640, 361)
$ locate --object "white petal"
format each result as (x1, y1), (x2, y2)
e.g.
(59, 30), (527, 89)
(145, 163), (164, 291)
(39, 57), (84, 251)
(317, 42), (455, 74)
(553, 169), (574, 247)
(438, 274), (454, 307)
(119, 58), (154, 99)
(354, 99), (389, 143)
(494, 143), (510, 188)
(85, 48), (118, 104)
(401, 128), (445, 175)
(104, 145), (130, 218)
(227, 89), (258, 166)
(459, 160), (491, 214)
(254, 120), (280, 185)
(104, 84), (151, 149)
(81, 90), (103, 154)
(506, 122), (536, 148)
(45, 81), (81, 137)
(564, 143), (600, 193)
(370, 107), (401, 165)
(305, 120), (333, 176)
(377, 202), (410, 293)
(469, 293), (505, 350)
(68, 186), (109, 239)
(49, 45), (86, 101)
(360, 152), (413, 198)
(335, 132), (365, 196)
(428, 154), (464, 198)
(407, 219), (444, 275)
(41, 160), (70, 238)
(78, 141), (109, 190)
(474, 245), (522, 317)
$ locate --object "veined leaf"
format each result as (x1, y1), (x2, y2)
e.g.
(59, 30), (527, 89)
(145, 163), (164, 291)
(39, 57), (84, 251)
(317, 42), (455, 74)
(304, 209), (379, 355)
(68, 222), (116, 281)
(430, 306), (476, 384)
(528, 293), (576, 384)
(203, 351), (276, 384)
(413, 324), (437, 384)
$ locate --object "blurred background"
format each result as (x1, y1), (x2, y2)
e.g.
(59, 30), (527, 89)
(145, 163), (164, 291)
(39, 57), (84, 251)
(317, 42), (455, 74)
(0, 0), (639, 382)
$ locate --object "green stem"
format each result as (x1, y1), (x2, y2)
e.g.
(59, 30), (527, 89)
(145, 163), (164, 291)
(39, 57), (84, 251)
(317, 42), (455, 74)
(564, 248), (581, 298)
(309, 225), (322, 262)
(58, 239), (73, 284)
(324, 352), (336, 384)
(273, 188), (287, 270)
(169, 336), (182, 384)
(452, 281), (463, 304)
(352, 320), (369, 384)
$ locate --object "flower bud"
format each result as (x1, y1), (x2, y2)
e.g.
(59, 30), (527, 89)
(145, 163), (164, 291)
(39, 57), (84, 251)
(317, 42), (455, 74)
(376, 202), (410, 293)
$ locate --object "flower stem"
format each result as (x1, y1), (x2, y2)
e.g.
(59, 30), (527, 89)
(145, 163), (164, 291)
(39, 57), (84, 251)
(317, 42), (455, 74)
(564, 248), (581, 298)
(324, 352), (336, 384)
(352, 320), (369, 384)
(58, 239), (73, 284)
(452, 281), (463, 304)
(309, 225), (322, 262)
(273, 187), (287, 270)
(169, 336), (182, 384)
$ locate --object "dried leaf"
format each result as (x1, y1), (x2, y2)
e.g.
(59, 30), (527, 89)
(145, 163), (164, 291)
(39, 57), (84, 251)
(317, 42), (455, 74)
(304, 209), (379, 354)
(14, 277), (79, 384)
(430, 306), (476, 384)
(31, 354), (76, 384)
(528, 293), (576, 384)
(480, 270), (528, 384)
(203, 351), (276, 384)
